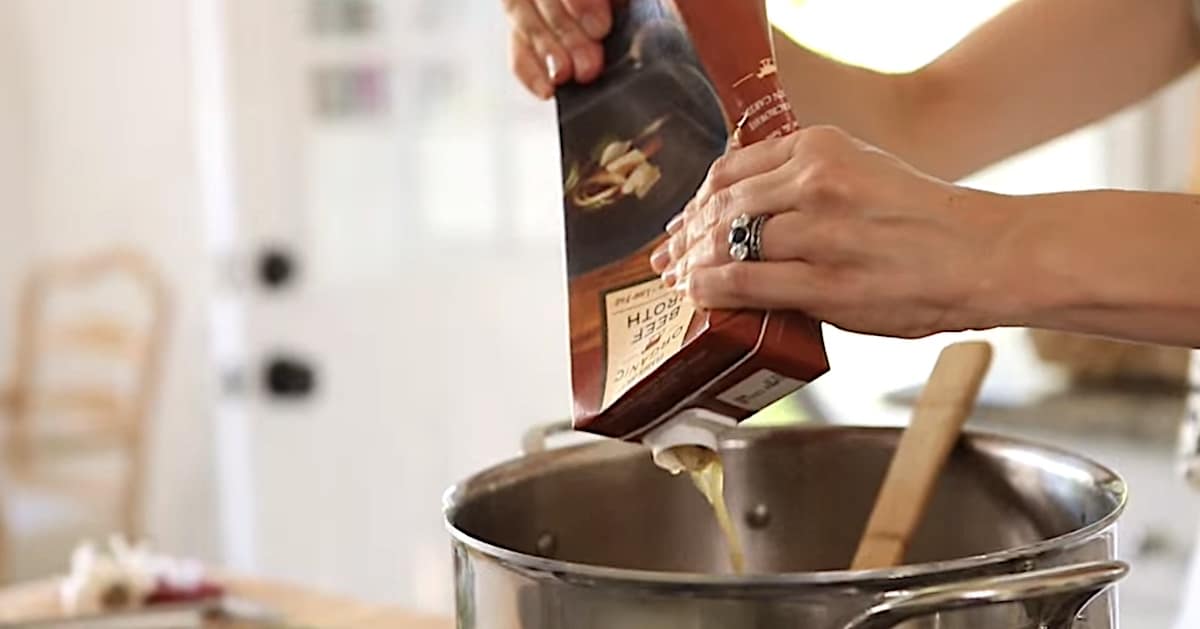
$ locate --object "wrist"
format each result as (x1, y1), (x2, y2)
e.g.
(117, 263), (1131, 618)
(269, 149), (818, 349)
(950, 188), (1038, 331)
(941, 188), (1200, 346)
(959, 191), (1106, 333)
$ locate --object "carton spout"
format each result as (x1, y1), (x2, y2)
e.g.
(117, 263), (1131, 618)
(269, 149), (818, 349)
(642, 409), (738, 473)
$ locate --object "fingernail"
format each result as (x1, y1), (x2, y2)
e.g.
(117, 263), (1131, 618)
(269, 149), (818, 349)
(571, 49), (593, 78)
(545, 54), (561, 81)
(673, 276), (690, 295)
(534, 78), (553, 99)
(665, 213), (684, 234)
(580, 12), (608, 39)
(661, 267), (677, 288)
(650, 247), (671, 273)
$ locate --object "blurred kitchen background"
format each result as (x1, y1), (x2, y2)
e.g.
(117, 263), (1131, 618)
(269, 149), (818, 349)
(0, 0), (1199, 626)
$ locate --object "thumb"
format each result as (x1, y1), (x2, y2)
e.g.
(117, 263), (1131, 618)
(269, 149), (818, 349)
(563, 0), (613, 40)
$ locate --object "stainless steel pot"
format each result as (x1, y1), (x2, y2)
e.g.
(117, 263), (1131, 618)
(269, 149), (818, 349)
(444, 424), (1128, 628)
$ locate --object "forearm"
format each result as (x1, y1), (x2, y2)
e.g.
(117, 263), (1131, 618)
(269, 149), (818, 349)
(912, 0), (1200, 180)
(973, 190), (1200, 347)
(773, 0), (1200, 182)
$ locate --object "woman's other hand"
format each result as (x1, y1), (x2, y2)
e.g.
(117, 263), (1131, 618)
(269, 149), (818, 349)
(651, 126), (1014, 339)
(503, 0), (612, 99)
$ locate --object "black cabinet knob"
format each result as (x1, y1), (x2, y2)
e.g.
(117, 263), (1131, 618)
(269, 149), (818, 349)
(263, 355), (317, 399)
(258, 247), (297, 290)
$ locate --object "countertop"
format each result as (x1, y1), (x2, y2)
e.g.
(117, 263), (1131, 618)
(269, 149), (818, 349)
(0, 575), (454, 628)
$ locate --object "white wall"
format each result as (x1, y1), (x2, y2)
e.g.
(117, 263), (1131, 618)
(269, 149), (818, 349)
(0, 2), (32, 381)
(1143, 69), (1200, 193)
(12, 0), (219, 560)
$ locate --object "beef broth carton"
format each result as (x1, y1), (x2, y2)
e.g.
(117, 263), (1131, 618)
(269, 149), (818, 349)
(556, 0), (828, 468)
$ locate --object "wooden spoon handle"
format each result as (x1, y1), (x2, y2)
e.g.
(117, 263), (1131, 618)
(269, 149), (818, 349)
(850, 340), (994, 571)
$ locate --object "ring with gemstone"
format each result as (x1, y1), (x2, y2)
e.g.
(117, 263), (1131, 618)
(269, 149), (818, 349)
(728, 214), (752, 261)
(728, 213), (769, 262)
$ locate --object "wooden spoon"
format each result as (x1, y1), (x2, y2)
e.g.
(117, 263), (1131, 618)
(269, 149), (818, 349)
(850, 340), (994, 570)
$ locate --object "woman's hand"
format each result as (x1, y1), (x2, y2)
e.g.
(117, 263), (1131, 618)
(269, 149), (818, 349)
(503, 0), (612, 99)
(650, 126), (1014, 339)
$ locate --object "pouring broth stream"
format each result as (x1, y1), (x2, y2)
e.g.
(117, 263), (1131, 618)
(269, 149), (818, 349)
(672, 446), (746, 574)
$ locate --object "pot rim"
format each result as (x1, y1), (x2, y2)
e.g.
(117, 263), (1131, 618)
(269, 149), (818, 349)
(443, 425), (1127, 587)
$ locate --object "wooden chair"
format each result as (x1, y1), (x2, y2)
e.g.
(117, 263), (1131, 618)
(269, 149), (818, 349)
(0, 249), (169, 580)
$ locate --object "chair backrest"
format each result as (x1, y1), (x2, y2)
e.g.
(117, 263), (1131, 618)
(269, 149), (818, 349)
(4, 248), (170, 538)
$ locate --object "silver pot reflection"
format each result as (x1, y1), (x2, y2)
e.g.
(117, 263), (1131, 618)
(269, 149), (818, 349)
(444, 425), (1128, 628)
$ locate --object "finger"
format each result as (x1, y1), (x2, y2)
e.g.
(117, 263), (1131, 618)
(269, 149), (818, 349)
(510, 33), (554, 99)
(665, 150), (797, 281)
(663, 193), (710, 272)
(563, 0), (612, 39)
(651, 196), (700, 279)
(726, 131), (742, 151)
(665, 207), (686, 235)
(759, 211), (822, 262)
(684, 261), (824, 312)
(505, 0), (573, 84)
(684, 204), (871, 292)
(673, 208), (797, 281)
(650, 240), (671, 274)
(674, 218), (751, 279)
(652, 199), (690, 273)
(660, 230), (688, 286)
(660, 190), (749, 282)
(688, 165), (802, 247)
(667, 228), (686, 274)
(533, 0), (604, 82)
(671, 164), (803, 275)
(694, 136), (794, 211)
(685, 143), (791, 249)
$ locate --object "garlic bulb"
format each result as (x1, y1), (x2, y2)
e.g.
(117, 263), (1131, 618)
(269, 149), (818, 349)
(58, 537), (159, 615)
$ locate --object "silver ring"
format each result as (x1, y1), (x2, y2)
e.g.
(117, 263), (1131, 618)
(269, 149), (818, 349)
(728, 213), (769, 261)
(749, 214), (768, 261)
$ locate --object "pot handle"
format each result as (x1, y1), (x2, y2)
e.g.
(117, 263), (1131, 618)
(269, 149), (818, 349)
(843, 560), (1128, 629)
(520, 420), (575, 454)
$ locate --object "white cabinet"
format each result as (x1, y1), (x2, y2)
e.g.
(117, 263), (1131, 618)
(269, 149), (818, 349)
(210, 0), (568, 614)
